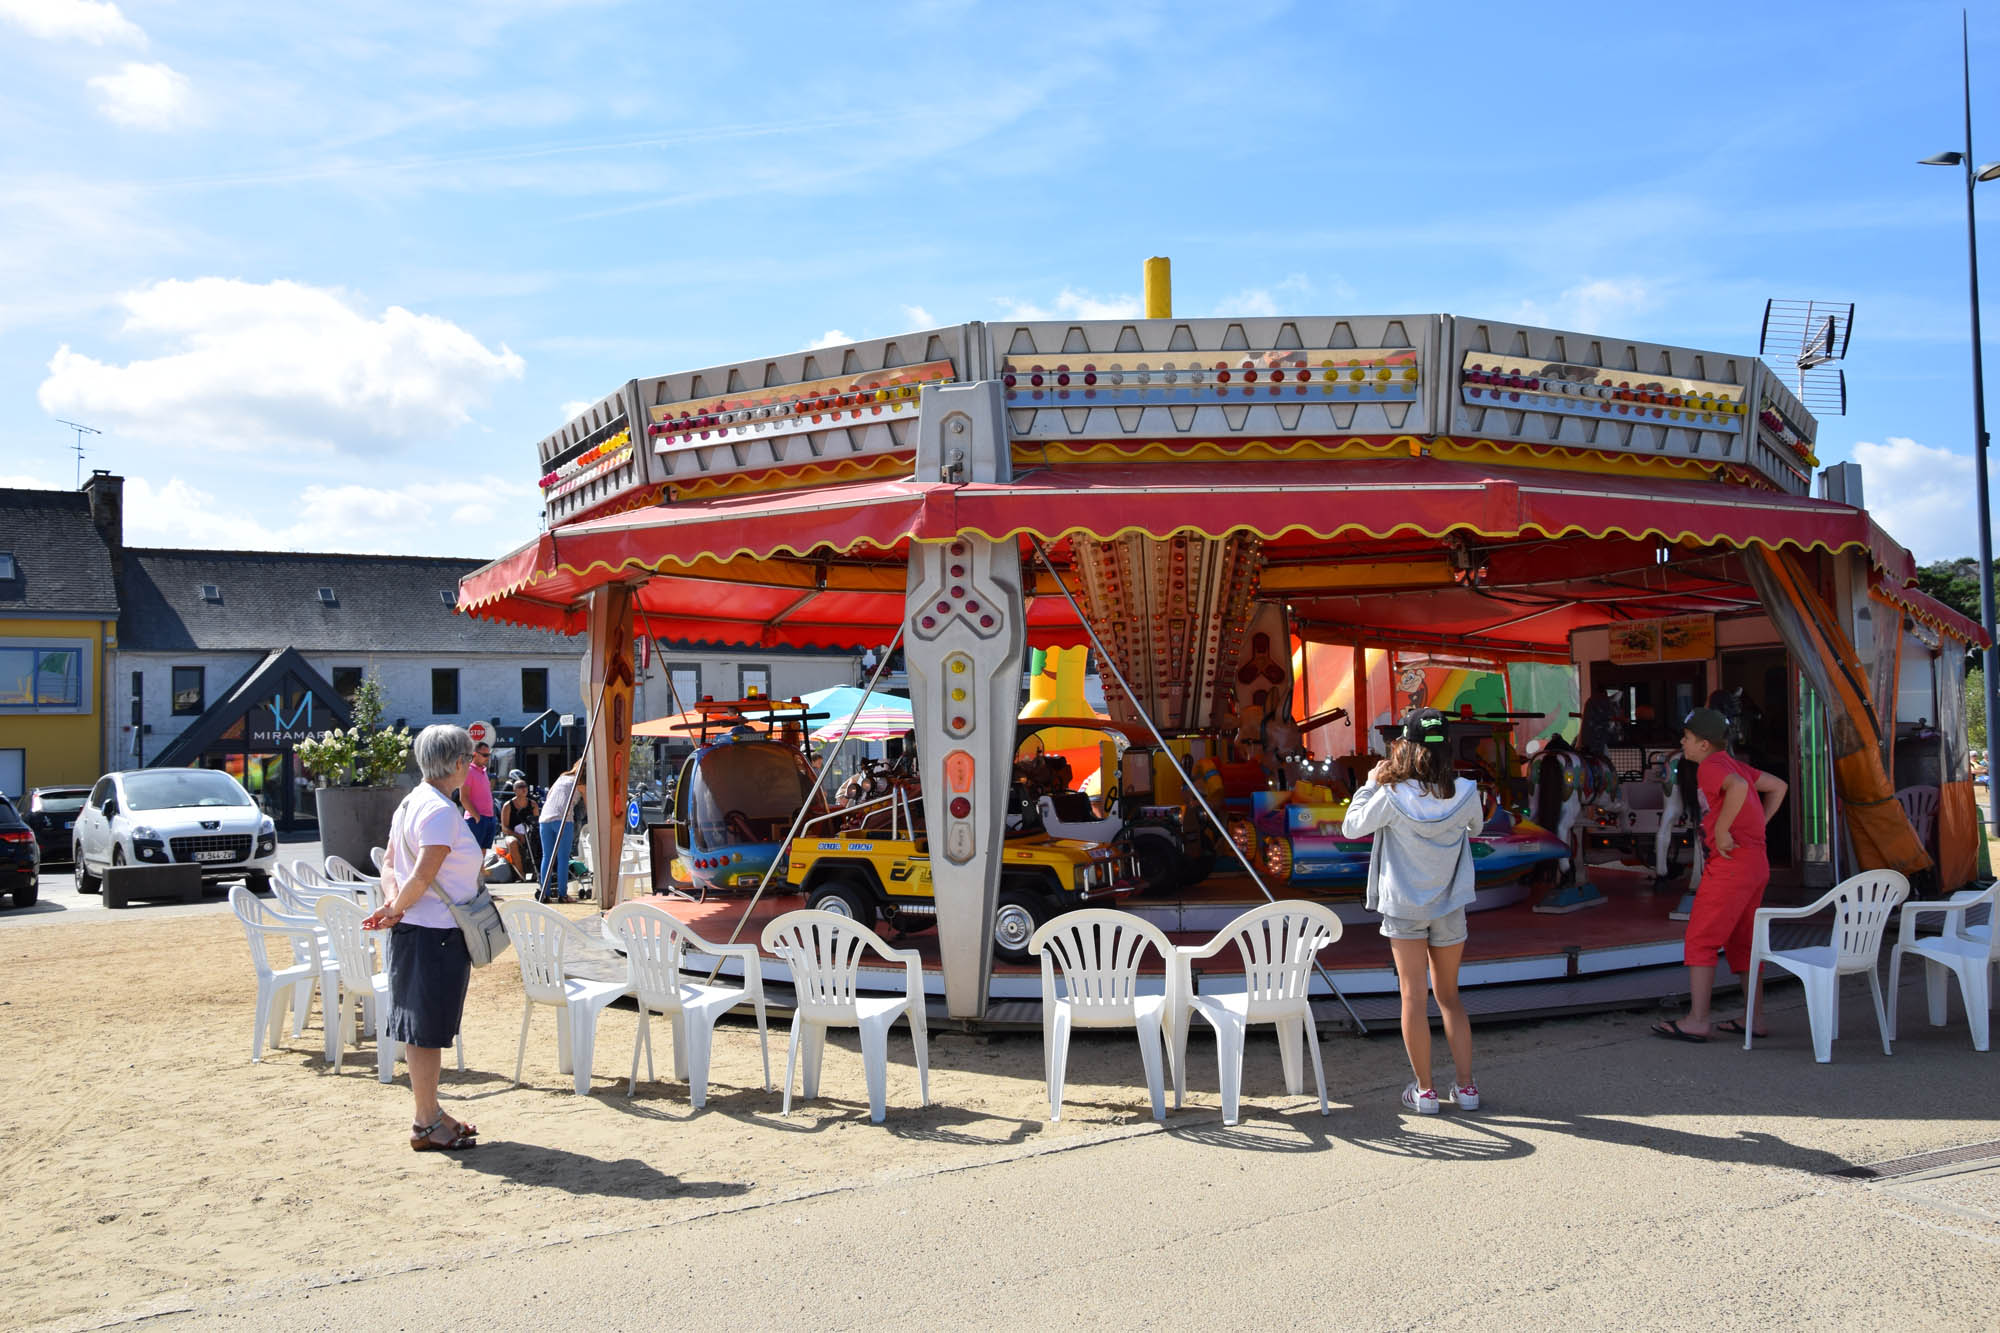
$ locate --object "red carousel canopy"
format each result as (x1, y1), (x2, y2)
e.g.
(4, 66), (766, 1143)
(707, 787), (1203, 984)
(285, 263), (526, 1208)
(460, 456), (1917, 654)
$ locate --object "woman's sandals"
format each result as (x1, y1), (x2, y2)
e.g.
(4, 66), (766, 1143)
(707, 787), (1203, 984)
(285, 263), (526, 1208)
(410, 1112), (479, 1152)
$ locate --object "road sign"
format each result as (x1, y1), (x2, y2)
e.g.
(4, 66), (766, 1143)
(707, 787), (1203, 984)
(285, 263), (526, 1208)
(466, 720), (495, 746)
(626, 796), (642, 832)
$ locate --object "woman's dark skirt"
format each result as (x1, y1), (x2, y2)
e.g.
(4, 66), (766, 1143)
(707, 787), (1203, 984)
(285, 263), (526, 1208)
(384, 923), (472, 1049)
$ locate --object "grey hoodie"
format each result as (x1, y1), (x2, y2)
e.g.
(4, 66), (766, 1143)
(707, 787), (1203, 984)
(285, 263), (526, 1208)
(1340, 777), (1485, 921)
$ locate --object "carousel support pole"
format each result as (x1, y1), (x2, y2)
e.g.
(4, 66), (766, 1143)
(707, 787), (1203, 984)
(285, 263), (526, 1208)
(582, 584), (636, 910)
(906, 380), (1024, 1020)
(1351, 645), (1369, 757)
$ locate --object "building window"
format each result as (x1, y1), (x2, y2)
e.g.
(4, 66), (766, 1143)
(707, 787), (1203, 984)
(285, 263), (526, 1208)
(171, 666), (205, 715)
(738, 665), (770, 699)
(0, 645), (83, 711)
(0, 748), (22, 798)
(432, 668), (459, 716)
(669, 666), (701, 708)
(0, 553), (17, 580)
(332, 667), (363, 701)
(521, 666), (548, 713)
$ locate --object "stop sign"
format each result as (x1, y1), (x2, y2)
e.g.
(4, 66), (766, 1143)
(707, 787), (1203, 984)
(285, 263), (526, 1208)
(466, 720), (495, 746)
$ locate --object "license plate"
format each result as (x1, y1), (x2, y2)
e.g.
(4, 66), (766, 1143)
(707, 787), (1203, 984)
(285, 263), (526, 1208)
(63, 819), (74, 830)
(193, 849), (235, 862)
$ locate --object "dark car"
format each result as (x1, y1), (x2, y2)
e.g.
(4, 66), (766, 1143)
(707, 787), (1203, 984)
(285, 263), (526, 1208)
(0, 793), (41, 908)
(23, 785), (90, 866)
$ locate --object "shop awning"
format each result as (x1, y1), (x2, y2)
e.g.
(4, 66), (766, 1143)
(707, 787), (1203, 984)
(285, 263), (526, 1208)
(460, 457), (1914, 651)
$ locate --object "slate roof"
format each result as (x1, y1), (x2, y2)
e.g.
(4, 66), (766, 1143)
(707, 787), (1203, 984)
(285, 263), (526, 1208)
(0, 488), (120, 619)
(118, 549), (577, 654)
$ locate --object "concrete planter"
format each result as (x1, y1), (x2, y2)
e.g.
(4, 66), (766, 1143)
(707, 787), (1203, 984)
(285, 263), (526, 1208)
(315, 785), (413, 871)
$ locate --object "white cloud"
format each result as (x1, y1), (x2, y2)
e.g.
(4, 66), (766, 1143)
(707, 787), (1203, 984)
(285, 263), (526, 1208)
(88, 61), (196, 130)
(123, 474), (543, 556)
(901, 305), (935, 328)
(559, 399), (593, 423)
(0, 0), (146, 46)
(805, 329), (854, 349)
(38, 278), (525, 456)
(1852, 435), (1981, 564)
(1512, 278), (1657, 335)
(0, 473), (65, 490)
(994, 288), (1143, 321)
(1213, 273), (1314, 319)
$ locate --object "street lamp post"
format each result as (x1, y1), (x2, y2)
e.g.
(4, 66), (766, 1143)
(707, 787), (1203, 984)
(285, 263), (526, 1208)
(1921, 11), (2000, 833)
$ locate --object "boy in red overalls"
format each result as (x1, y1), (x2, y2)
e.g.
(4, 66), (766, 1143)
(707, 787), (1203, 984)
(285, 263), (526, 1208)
(1652, 706), (1788, 1042)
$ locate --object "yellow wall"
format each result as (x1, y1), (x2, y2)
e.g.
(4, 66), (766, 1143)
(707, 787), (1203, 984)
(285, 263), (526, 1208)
(0, 616), (113, 789)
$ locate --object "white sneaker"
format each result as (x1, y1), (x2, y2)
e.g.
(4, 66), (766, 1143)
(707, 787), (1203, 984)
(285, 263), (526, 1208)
(1454, 1084), (1481, 1111)
(1401, 1083), (1439, 1115)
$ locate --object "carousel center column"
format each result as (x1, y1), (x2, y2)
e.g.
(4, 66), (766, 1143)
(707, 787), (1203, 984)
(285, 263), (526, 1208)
(582, 583), (635, 909)
(905, 380), (1024, 1020)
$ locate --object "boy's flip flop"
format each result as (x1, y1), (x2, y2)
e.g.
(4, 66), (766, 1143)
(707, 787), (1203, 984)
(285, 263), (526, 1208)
(1650, 1020), (1708, 1043)
(1714, 1018), (1768, 1037)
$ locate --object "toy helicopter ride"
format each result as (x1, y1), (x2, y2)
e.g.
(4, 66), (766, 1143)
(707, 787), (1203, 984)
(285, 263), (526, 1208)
(662, 696), (830, 899)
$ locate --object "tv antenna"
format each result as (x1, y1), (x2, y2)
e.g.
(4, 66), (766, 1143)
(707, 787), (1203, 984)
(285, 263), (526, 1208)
(55, 419), (102, 487)
(1758, 300), (1854, 416)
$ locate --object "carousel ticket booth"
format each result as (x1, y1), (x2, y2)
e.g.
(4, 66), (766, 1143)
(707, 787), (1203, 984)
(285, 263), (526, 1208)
(461, 280), (1981, 1023)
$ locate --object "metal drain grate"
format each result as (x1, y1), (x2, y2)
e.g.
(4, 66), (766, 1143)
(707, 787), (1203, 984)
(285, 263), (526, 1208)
(1831, 1138), (2000, 1180)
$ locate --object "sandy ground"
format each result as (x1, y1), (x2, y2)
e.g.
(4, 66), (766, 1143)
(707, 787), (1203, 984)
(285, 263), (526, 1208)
(2, 901), (1997, 1331)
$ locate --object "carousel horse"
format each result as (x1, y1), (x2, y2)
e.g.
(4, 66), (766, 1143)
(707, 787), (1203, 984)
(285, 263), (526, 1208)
(1530, 735), (1623, 912)
(1649, 750), (1704, 887)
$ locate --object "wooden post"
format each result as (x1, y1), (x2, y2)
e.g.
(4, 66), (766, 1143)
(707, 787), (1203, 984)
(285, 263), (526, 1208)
(582, 584), (635, 909)
(1351, 644), (1369, 756)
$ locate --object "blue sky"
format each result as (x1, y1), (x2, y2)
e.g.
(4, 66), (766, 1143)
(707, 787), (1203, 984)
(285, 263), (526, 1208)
(2, 0), (1997, 564)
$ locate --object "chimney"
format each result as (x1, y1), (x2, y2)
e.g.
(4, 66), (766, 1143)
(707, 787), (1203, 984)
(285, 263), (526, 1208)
(83, 470), (125, 583)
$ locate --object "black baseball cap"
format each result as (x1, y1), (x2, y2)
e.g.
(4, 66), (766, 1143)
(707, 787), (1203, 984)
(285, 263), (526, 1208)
(1402, 708), (1447, 746)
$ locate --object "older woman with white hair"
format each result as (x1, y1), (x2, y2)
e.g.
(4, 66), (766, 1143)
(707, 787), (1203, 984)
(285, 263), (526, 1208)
(363, 724), (484, 1151)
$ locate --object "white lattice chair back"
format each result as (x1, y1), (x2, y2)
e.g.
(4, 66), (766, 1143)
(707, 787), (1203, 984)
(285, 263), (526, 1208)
(1893, 786), (1939, 851)
(230, 884), (286, 982)
(1831, 870), (1910, 972)
(761, 909), (890, 1023)
(369, 846), (387, 872)
(314, 895), (375, 983)
(500, 900), (578, 1005)
(1213, 902), (1342, 1020)
(1029, 909), (1172, 1027)
(292, 859), (329, 889)
(324, 854), (379, 885)
(606, 902), (693, 1015)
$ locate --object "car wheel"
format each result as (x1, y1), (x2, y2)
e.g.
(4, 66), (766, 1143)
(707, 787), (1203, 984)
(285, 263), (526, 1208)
(993, 884), (1048, 964)
(10, 882), (36, 909)
(806, 877), (874, 926)
(76, 857), (101, 894)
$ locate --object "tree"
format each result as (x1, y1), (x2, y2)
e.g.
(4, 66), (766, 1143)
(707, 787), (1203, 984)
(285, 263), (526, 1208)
(1970, 666), (1986, 751)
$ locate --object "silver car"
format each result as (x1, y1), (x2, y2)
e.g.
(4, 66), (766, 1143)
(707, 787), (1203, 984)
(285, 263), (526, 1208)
(72, 768), (278, 895)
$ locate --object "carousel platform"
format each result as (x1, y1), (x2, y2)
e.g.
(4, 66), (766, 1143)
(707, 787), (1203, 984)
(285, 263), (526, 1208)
(568, 862), (1826, 1032)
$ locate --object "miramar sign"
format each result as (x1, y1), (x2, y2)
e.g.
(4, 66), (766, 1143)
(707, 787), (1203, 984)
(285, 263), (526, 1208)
(249, 690), (317, 748)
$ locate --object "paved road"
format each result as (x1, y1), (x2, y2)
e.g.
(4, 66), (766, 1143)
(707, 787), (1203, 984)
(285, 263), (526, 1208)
(1, 837), (323, 925)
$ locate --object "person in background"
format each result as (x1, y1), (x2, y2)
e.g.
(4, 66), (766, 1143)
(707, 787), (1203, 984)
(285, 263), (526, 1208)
(462, 741), (497, 851)
(1342, 708), (1487, 1115)
(363, 725), (482, 1152)
(1652, 707), (1787, 1043)
(498, 777), (541, 875)
(538, 759), (586, 904)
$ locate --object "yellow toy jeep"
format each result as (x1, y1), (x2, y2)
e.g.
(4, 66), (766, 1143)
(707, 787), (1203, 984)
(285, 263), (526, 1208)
(784, 817), (1138, 962)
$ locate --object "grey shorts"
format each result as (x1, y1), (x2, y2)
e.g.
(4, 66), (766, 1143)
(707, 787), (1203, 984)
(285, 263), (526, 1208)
(1378, 907), (1468, 947)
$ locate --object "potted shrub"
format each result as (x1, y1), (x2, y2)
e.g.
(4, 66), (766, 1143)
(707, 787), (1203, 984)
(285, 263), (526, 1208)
(298, 681), (415, 870)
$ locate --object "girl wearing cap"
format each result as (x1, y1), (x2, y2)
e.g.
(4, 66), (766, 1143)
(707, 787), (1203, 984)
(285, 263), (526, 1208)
(1342, 708), (1488, 1114)
(1651, 707), (1786, 1043)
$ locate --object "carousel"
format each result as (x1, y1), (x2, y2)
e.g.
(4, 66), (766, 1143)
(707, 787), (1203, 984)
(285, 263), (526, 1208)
(459, 262), (1985, 1026)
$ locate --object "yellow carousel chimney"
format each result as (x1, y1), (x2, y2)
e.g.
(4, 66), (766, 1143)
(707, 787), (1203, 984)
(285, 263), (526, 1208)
(1144, 256), (1172, 318)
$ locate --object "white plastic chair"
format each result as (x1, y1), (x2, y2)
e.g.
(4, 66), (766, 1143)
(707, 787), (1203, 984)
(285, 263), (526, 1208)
(619, 839), (654, 896)
(607, 902), (770, 1106)
(1745, 869), (1909, 1063)
(229, 884), (321, 1062)
(315, 895), (396, 1081)
(1888, 884), (1997, 1052)
(499, 900), (633, 1095)
(1170, 902), (1342, 1125)
(266, 864), (350, 1046)
(291, 858), (332, 890)
(1892, 786), (1939, 855)
(761, 909), (929, 1123)
(1029, 909), (1173, 1122)
(324, 853), (381, 890)
(369, 845), (387, 872)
